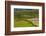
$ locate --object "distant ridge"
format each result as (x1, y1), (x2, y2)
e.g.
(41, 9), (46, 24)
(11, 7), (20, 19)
(14, 8), (38, 12)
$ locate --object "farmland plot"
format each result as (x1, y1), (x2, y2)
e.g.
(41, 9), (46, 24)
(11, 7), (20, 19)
(14, 8), (39, 27)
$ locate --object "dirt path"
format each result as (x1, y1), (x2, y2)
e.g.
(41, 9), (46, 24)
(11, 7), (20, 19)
(24, 20), (38, 26)
(27, 18), (39, 26)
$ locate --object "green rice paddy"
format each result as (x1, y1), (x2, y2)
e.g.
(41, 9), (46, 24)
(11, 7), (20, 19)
(14, 9), (39, 27)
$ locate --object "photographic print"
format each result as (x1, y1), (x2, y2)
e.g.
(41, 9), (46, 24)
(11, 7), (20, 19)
(11, 5), (43, 31)
(5, 1), (45, 35)
(14, 8), (39, 27)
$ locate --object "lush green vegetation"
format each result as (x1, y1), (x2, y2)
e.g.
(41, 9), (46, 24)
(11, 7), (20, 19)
(14, 9), (39, 27)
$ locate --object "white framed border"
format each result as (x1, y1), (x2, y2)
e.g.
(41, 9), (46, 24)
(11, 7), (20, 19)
(10, 5), (42, 32)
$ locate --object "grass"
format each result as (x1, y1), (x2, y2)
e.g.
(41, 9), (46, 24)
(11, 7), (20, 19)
(14, 16), (38, 27)
(14, 9), (39, 27)
(14, 21), (34, 27)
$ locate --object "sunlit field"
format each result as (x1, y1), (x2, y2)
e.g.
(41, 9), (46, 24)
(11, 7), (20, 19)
(14, 8), (39, 27)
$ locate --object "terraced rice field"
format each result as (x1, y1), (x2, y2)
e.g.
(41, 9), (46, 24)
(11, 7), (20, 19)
(14, 16), (39, 27)
(14, 8), (39, 27)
